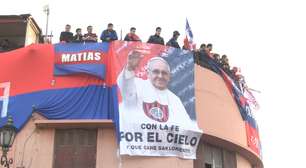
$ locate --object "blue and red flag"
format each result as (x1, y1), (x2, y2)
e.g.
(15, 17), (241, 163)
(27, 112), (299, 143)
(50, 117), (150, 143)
(201, 55), (262, 156)
(220, 68), (262, 156)
(245, 121), (261, 156)
(183, 19), (196, 50)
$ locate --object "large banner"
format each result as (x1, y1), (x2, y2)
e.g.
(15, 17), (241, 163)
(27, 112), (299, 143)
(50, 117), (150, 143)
(0, 43), (118, 130)
(114, 41), (202, 159)
(0, 42), (202, 159)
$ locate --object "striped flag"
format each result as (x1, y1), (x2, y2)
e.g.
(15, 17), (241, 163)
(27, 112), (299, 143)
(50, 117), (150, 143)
(243, 87), (260, 110)
(183, 19), (196, 50)
(239, 75), (260, 110)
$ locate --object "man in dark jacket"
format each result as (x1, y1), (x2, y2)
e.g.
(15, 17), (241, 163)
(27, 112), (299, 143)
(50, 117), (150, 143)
(194, 44), (205, 64)
(166, 31), (180, 48)
(59, 24), (73, 43)
(198, 44), (211, 67)
(100, 23), (118, 42)
(72, 28), (83, 43)
(147, 27), (164, 45)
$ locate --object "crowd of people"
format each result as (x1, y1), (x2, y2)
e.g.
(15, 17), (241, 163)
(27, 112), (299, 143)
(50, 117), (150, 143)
(59, 23), (245, 89)
(0, 22), (246, 91)
(59, 23), (182, 49)
(58, 23), (244, 89)
(193, 43), (245, 90)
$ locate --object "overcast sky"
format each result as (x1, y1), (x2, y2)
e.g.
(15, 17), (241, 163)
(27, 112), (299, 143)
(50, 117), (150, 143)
(1, 0), (306, 167)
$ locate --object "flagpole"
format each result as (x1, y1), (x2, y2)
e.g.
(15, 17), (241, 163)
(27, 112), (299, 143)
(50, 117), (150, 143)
(43, 5), (50, 43)
(43, 5), (49, 38)
(120, 28), (122, 41)
(248, 88), (261, 94)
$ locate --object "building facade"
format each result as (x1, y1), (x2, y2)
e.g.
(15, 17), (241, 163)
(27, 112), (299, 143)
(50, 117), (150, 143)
(8, 66), (263, 168)
(0, 14), (41, 52)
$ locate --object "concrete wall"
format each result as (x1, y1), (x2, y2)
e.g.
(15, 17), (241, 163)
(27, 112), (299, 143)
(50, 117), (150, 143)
(195, 66), (247, 147)
(237, 154), (252, 168)
(96, 128), (118, 168)
(25, 20), (39, 46)
(11, 119), (193, 168)
(11, 114), (54, 168)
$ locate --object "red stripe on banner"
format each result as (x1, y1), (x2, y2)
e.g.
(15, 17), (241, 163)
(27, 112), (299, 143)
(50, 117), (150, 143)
(245, 122), (261, 156)
(0, 88), (4, 97)
(106, 42), (123, 85)
(0, 44), (116, 97)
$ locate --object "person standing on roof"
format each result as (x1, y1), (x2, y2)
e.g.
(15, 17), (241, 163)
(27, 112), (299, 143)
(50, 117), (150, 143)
(83, 25), (98, 42)
(100, 23), (118, 42)
(59, 24), (73, 43)
(147, 27), (164, 45)
(166, 31), (180, 49)
(72, 28), (83, 43)
(124, 27), (141, 42)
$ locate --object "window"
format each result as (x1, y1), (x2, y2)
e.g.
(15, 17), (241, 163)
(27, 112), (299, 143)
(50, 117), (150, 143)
(205, 163), (212, 168)
(53, 129), (97, 168)
(195, 143), (237, 168)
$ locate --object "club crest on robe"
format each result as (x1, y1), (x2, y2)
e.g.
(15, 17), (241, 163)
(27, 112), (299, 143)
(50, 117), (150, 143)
(143, 101), (169, 122)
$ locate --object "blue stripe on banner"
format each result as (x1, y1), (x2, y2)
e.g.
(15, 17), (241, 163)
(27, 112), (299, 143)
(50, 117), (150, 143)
(54, 42), (109, 53)
(54, 64), (106, 79)
(163, 48), (196, 120)
(0, 85), (118, 131)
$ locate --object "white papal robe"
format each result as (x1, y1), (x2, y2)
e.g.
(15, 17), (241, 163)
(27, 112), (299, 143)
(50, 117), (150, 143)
(117, 68), (200, 130)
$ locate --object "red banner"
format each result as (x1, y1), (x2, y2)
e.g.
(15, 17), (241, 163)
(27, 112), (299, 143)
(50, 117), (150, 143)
(245, 122), (261, 156)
